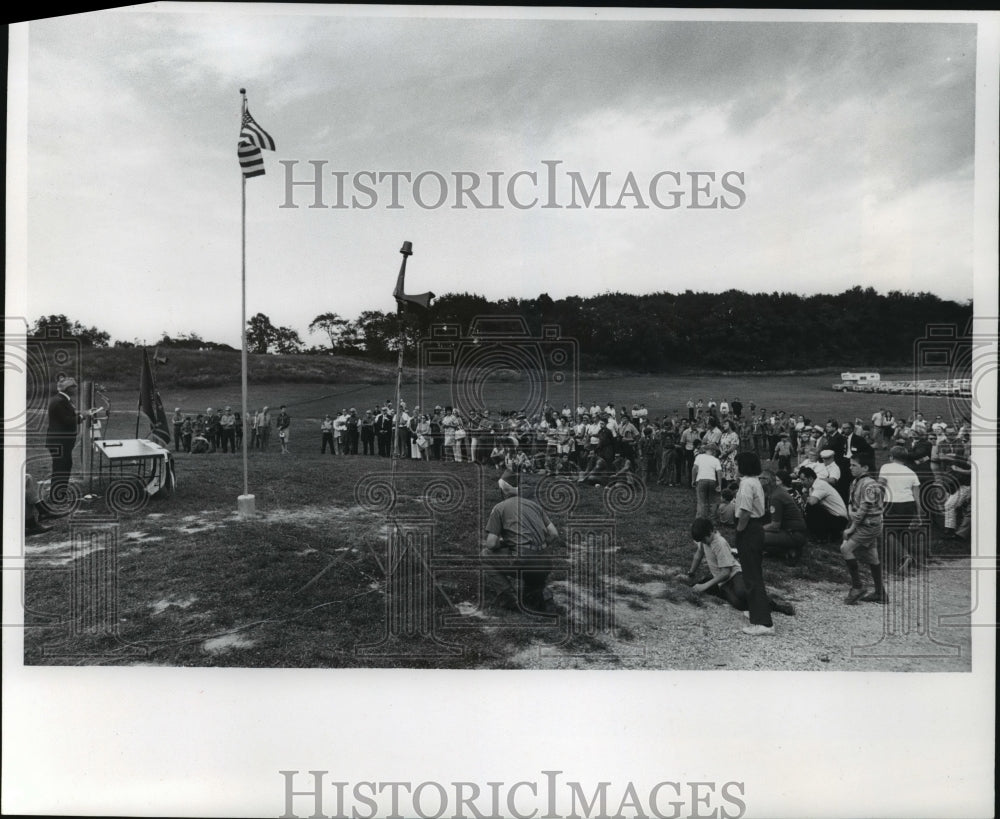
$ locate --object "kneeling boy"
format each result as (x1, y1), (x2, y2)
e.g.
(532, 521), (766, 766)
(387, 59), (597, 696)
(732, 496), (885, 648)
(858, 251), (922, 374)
(686, 518), (794, 616)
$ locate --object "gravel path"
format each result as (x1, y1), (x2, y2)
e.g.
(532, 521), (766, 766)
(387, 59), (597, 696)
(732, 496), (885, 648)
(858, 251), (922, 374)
(514, 557), (974, 670)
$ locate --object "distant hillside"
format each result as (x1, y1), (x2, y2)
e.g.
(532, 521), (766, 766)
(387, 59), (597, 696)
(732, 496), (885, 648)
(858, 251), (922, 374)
(81, 347), (414, 390)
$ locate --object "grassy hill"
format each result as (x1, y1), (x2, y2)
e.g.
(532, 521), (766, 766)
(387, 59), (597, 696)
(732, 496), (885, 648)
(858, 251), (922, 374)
(84, 347), (418, 390)
(84, 346), (943, 392)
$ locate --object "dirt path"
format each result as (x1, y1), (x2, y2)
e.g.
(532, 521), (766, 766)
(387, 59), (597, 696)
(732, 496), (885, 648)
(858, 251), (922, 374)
(512, 558), (974, 670)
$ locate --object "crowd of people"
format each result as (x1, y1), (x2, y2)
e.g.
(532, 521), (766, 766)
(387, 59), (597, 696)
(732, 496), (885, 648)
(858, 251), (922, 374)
(453, 396), (972, 635)
(170, 405), (292, 455)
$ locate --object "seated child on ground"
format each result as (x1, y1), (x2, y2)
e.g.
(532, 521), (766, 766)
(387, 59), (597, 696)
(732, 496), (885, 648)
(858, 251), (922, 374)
(685, 518), (794, 616)
(716, 487), (737, 526)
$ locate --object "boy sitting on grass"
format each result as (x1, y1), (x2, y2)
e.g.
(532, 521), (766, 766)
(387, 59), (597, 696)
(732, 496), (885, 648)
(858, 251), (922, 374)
(685, 518), (795, 616)
(842, 453), (889, 604)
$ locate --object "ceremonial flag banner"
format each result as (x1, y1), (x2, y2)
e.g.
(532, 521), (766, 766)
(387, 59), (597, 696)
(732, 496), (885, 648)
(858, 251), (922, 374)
(139, 348), (171, 445)
(238, 106), (275, 178)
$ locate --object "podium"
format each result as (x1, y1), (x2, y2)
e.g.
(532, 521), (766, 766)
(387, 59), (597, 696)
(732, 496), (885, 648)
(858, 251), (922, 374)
(93, 438), (175, 497)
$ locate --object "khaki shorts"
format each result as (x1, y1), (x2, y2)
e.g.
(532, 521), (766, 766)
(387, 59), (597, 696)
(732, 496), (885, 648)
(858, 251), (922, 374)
(842, 528), (881, 564)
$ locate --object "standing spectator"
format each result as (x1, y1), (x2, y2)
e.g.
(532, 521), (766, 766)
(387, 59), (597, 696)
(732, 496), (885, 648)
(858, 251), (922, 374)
(276, 405), (291, 454)
(219, 407), (237, 453)
(345, 408), (360, 455)
(731, 397), (743, 420)
(257, 406), (272, 451)
(206, 408), (221, 453)
(883, 410), (897, 445)
(691, 444), (723, 521)
(172, 408), (184, 452)
(361, 410), (376, 456)
(180, 415), (193, 453)
(718, 419), (740, 482)
(657, 426), (678, 486)
(248, 408), (259, 449)
(452, 412), (468, 462)
(374, 407), (393, 457)
(719, 399), (730, 419)
(430, 409), (445, 461)
(416, 414), (433, 461)
(618, 414), (639, 462)
(679, 421), (700, 484)
(841, 454), (888, 604)
(751, 413), (767, 456)
(871, 408), (886, 449)
(408, 410), (422, 459)
(772, 433), (793, 472)
(441, 407), (458, 461)
(841, 420), (874, 470)
(577, 419), (615, 486)
(686, 398), (695, 422)
(333, 409), (348, 454)
(395, 404), (412, 458)
(733, 452), (776, 635)
(234, 407), (243, 450)
(878, 445), (922, 573)
(321, 414), (335, 454)
(469, 411), (484, 464)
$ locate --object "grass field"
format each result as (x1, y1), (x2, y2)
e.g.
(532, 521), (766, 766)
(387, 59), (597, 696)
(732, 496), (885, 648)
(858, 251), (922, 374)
(95, 367), (968, 428)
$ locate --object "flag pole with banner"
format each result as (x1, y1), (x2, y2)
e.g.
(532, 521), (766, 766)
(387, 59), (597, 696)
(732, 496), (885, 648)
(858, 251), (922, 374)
(138, 347), (171, 447)
(237, 89), (275, 519)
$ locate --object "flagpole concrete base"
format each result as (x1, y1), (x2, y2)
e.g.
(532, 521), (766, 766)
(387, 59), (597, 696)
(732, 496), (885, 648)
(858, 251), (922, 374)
(237, 494), (256, 519)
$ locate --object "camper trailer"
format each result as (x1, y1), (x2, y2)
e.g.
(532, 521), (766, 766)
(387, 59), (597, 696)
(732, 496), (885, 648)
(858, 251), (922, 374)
(832, 372), (881, 392)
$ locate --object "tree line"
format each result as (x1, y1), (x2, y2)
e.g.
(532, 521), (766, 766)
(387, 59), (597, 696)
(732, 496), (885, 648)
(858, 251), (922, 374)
(30, 287), (973, 371)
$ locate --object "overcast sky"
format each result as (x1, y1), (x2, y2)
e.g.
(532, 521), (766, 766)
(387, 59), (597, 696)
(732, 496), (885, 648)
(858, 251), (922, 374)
(14, 7), (982, 347)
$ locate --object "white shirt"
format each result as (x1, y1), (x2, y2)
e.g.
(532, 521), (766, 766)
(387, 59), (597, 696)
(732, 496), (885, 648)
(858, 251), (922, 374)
(821, 461), (840, 484)
(808, 479), (848, 518)
(878, 462), (920, 504)
(693, 453), (722, 483)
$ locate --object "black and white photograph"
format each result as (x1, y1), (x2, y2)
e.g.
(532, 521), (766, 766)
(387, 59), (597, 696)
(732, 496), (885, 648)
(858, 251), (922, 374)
(4, 6), (997, 818)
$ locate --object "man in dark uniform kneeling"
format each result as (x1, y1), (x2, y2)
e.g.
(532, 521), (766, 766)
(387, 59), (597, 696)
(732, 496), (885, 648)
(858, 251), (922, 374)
(481, 470), (562, 615)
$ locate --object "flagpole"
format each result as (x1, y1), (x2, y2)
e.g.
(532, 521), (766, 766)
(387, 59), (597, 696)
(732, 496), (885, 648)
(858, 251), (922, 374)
(135, 353), (141, 439)
(238, 89), (255, 519)
(392, 242), (413, 459)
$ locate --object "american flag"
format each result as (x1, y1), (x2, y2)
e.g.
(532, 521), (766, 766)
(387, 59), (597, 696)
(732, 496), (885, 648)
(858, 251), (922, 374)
(238, 107), (275, 179)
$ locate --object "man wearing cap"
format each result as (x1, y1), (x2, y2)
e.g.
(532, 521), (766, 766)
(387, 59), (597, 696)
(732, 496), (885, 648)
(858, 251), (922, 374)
(819, 449), (841, 487)
(45, 376), (92, 504)
(172, 408), (184, 453)
(481, 470), (562, 615)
